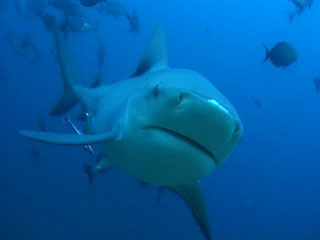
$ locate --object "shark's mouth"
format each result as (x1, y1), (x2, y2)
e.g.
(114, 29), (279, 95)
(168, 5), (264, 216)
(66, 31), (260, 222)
(145, 126), (218, 165)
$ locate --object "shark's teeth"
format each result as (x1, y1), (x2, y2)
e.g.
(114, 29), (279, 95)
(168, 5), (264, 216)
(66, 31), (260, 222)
(208, 99), (230, 115)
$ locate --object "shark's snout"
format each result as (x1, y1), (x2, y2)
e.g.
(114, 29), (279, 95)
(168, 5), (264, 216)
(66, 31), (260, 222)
(138, 87), (243, 167)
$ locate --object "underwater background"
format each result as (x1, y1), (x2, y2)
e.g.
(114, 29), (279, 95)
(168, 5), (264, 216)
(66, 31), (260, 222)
(1, 0), (320, 239)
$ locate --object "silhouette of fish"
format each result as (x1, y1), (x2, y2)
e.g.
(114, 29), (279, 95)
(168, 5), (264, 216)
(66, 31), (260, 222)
(262, 42), (297, 68)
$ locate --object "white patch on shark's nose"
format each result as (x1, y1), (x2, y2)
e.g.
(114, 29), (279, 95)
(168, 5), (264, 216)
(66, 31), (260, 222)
(207, 99), (230, 115)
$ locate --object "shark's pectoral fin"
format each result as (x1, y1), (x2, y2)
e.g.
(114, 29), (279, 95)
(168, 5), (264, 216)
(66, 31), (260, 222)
(168, 182), (211, 240)
(19, 128), (120, 145)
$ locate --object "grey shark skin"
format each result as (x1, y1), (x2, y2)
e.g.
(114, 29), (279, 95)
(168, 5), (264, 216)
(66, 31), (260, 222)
(20, 15), (243, 240)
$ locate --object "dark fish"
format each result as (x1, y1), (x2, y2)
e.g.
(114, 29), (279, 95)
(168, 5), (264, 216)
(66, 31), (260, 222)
(252, 97), (262, 108)
(289, 0), (313, 10)
(80, 0), (106, 7)
(126, 11), (139, 33)
(289, 0), (305, 10)
(288, 0), (314, 22)
(262, 42), (297, 67)
(314, 78), (320, 93)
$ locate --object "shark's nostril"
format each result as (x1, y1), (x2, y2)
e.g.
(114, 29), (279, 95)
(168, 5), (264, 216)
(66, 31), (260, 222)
(178, 92), (190, 103)
(177, 92), (186, 109)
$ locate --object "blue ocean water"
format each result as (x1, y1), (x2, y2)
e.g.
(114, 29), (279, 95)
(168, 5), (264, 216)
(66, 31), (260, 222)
(1, 0), (320, 239)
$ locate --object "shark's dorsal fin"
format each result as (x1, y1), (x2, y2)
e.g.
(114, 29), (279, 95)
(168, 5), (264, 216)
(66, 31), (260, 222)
(132, 27), (168, 77)
(19, 128), (120, 145)
(168, 182), (211, 240)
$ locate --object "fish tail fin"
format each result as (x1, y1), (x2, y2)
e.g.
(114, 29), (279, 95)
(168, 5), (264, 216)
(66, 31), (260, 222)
(314, 77), (320, 93)
(83, 164), (95, 184)
(40, 14), (84, 116)
(261, 44), (270, 64)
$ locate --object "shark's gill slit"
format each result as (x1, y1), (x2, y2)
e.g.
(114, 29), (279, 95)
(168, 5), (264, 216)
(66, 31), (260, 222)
(145, 126), (218, 165)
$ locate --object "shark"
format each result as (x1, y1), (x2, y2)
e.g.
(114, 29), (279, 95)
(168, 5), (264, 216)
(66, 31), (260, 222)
(20, 14), (243, 240)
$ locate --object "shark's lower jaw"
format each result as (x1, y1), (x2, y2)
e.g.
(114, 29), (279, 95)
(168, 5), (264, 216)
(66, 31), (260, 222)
(144, 126), (218, 166)
(107, 124), (217, 186)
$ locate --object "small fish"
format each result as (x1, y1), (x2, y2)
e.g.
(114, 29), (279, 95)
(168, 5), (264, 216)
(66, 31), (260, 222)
(80, 0), (106, 7)
(126, 11), (140, 33)
(289, 0), (313, 10)
(288, 0), (314, 22)
(262, 42), (297, 68)
(289, 0), (305, 10)
(313, 77), (320, 93)
(62, 116), (95, 155)
(251, 97), (262, 108)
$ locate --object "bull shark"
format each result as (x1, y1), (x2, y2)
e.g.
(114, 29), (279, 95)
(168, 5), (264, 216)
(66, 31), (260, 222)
(20, 14), (243, 240)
